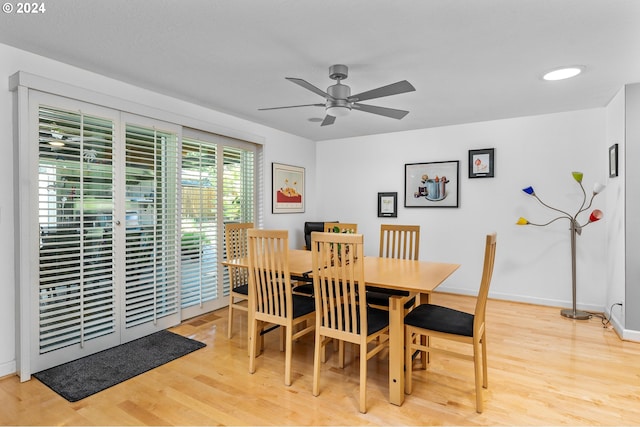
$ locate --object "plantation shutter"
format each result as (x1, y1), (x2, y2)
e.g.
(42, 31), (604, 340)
(180, 138), (218, 310)
(38, 105), (116, 353)
(123, 123), (180, 329)
(222, 146), (255, 297)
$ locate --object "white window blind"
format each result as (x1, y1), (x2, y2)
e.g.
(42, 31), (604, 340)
(181, 138), (218, 309)
(38, 105), (116, 353)
(124, 124), (180, 328)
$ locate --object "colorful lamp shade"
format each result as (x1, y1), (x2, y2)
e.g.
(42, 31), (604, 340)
(516, 217), (529, 225)
(522, 186), (535, 195)
(589, 209), (603, 223)
(572, 171), (584, 183)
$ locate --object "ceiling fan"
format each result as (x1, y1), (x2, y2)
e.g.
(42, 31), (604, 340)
(259, 64), (416, 126)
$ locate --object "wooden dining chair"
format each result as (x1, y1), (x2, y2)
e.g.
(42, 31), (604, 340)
(310, 231), (389, 413)
(366, 224), (420, 312)
(404, 232), (497, 413)
(246, 229), (315, 386)
(225, 222), (253, 339)
(293, 222), (359, 298)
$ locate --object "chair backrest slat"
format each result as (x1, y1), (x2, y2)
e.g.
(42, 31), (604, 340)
(474, 233), (497, 329)
(247, 229), (291, 319)
(379, 224), (420, 260)
(225, 222), (253, 288)
(311, 232), (365, 340)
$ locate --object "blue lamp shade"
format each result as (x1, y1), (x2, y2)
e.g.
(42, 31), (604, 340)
(522, 186), (535, 195)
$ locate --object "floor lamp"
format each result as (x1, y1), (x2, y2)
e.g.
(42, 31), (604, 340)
(517, 172), (605, 320)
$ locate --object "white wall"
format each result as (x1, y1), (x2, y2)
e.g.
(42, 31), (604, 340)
(605, 87), (626, 331)
(316, 110), (608, 310)
(0, 43), (315, 377)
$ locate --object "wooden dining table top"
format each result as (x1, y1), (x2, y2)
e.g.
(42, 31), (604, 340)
(223, 249), (460, 294)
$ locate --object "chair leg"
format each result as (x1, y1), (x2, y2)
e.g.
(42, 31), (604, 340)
(284, 325), (293, 386)
(481, 332), (488, 388)
(359, 341), (368, 414)
(227, 298), (234, 339)
(404, 327), (414, 395)
(249, 319), (259, 374)
(338, 340), (345, 369)
(312, 331), (323, 396)
(473, 337), (484, 413)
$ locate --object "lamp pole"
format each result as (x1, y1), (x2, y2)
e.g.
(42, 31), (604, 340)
(561, 220), (590, 320)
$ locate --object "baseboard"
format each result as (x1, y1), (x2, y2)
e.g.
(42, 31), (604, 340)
(442, 287), (640, 343)
(0, 359), (17, 378)
(440, 286), (604, 312)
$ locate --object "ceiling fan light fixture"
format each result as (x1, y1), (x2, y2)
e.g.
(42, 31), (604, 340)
(326, 105), (351, 117)
(542, 66), (584, 81)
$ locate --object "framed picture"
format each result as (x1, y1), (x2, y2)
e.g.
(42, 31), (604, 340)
(272, 162), (305, 213)
(469, 148), (495, 178)
(377, 192), (398, 217)
(609, 143), (618, 178)
(404, 161), (459, 208)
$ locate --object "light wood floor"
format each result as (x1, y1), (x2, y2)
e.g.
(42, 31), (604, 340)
(2, 293), (640, 426)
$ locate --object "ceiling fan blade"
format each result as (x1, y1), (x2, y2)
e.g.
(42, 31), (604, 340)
(286, 77), (336, 100)
(348, 80), (415, 102)
(352, 103), (410, 120)
(320, 115), (336, 126)
(258, 103), (325, 111)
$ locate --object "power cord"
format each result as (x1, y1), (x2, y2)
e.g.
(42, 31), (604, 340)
(591, 302), (623, 328)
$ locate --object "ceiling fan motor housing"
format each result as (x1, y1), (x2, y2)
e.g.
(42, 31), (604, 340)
(328, 64), (348, 81)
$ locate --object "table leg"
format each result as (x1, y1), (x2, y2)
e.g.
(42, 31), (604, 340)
(388, 295), (405, 406)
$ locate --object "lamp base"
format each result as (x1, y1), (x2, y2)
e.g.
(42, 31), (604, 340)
(560, 309), (591, 320)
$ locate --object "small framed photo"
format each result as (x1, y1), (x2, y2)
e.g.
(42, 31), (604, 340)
(272, 162), (305, 213)
(378, 192), (397, 217)
(609, 143), (618, 178)
(469, 148), (495, 178)
(405, 161), (459, 208)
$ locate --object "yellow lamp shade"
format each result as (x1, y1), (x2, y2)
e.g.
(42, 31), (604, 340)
(516, 217), (529, 225)
(572, 171), (584, 183)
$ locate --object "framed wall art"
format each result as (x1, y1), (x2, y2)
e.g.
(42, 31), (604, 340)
(377, 192), (398, 217)
(609, 143), (618, 178)
(272, 162), (305, 213)
(404, 160), (459, 208)
(469, 148), (495, 178)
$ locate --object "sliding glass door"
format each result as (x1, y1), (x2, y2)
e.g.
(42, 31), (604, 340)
(31, 93), (180, 372)
(180, 131), (255, 319)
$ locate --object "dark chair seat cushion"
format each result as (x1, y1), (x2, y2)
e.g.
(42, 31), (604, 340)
(404, 304), (474, 337)
(324, 306), (389, 335)
(292, 283), (314, 296)
(366, 306), (390, 335)
(366, 290), (415, 310)
(292, 294), (315, 318)
(232, 283), (249, 295)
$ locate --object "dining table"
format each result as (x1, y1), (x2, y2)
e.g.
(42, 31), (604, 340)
(222, 248), (460, 406)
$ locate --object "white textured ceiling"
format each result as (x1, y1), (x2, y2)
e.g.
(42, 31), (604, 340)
(1, 0), (639, 141)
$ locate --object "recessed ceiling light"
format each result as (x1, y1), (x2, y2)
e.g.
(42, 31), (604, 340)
(543, 66), (585, 81)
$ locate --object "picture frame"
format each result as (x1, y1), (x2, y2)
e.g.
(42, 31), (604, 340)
(377, 192), (398, 217)
(468, 148), (495, 178)
(272, 162), (305, 213)
(609, 143), (618, 178)
(404, 161), (459, 208)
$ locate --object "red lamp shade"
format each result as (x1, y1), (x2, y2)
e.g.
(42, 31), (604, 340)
(589, 209), (603, 223)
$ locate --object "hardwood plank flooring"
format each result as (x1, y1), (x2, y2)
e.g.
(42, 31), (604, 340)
(2, 293), (640, 425)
